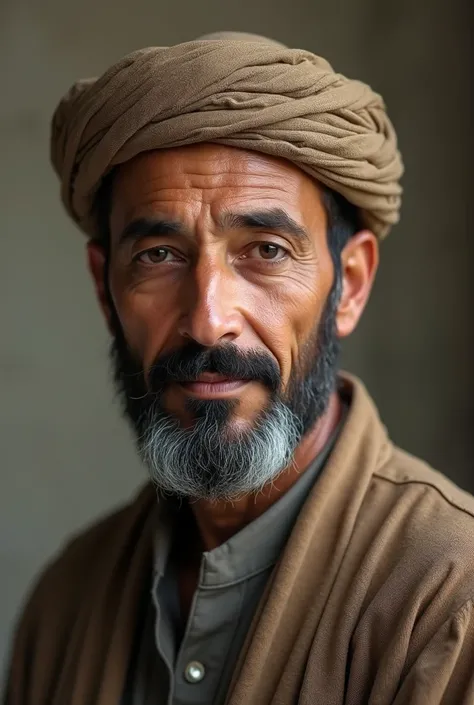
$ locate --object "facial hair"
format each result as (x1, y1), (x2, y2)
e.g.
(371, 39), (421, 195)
(109, 281), (341, 501)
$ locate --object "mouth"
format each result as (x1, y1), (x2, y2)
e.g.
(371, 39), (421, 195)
(177, 373), (249, 399)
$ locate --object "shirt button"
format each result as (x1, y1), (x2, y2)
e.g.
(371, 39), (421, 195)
(184, 660), (206, 683)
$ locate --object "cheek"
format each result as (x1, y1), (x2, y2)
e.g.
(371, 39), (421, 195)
(250, 270), (329, 386)
(109, 277), (180, 370)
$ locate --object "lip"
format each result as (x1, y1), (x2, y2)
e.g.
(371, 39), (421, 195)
(177, 378), (249, 399)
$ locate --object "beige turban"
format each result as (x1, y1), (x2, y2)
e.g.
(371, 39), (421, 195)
(51, 32), (403, 239)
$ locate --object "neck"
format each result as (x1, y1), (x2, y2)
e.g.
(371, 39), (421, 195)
(189, 390), (342, 551)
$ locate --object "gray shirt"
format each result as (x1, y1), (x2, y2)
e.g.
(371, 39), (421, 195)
(126, 430), (339, 705)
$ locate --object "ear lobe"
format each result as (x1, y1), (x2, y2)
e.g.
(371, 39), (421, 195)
(336, 231), (379, 339)
(86, 240), (114, 334)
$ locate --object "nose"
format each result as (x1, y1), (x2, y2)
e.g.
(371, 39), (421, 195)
(177, 258), (243, 347)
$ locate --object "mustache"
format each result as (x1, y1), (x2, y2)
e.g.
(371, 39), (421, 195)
(147, 342), (281, 393)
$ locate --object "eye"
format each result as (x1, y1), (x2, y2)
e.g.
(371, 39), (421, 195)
(133, 247), (180, 265)
(245, 243), (289, 262)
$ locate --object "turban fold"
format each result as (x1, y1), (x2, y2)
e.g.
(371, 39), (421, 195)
(51, 33), (403, 239)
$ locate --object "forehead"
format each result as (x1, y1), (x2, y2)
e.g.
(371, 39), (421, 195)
(109, 144), (327, 236)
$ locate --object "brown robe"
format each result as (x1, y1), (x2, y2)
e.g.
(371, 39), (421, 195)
(4, 375), (474, 704)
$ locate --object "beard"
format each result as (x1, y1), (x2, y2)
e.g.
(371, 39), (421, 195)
(109, 281), (341, 501)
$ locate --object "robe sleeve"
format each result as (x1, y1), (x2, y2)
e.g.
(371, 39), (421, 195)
(1, 555), (69, 705)
(2, 586), (41, 705)
(393, 597), (474, 704)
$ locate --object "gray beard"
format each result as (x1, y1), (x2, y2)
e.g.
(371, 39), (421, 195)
(138, 398), (302, 501)
(109, 271), (341, 502)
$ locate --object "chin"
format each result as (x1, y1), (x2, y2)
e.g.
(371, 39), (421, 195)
(221, 416), (256, 440)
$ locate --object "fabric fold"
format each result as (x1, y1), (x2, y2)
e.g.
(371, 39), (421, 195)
(51, 36), (403, 240)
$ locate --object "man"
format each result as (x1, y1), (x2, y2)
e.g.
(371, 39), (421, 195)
(4, 31), (474, 705)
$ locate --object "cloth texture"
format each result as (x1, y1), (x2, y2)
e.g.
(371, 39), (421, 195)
(50, 33), (404, 240)
(126, 416), (338, 705)
(5, 375), (474, 705)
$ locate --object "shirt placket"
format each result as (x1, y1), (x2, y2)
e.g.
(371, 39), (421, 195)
(171, 571), (246, 705)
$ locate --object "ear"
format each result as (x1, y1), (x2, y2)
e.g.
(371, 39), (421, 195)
(86, 240), (114, 335)
(336, 230), (379, 338)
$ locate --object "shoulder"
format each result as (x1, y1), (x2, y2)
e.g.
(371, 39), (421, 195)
(16, 484), (156, 632)
(347, 450), (474, 694)
(374, 446), (474, 552)
(376, 446), (474, 519)
(360, 447), (474, 612)
(4, 485), (156, 699)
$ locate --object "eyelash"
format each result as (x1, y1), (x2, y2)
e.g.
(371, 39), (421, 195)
(132, 242), (290, 267)
(243, 243), (290, 265)
(132, 248), (181, 265)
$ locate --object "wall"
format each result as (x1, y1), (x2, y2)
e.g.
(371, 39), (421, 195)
(1, 0), (472, 682)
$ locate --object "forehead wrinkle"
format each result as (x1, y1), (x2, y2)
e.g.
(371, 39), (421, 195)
(133, 184), (298, 197)
(120, 162), (301, 191)
(119, 188), (301, 226)
(113, 161), (320, 241)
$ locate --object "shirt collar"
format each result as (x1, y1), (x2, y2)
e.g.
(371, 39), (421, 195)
(153, 405), (346, 588)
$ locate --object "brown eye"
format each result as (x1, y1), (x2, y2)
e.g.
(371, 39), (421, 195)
(244, 243), (288, 263)
(135, 248), (173, 264)
(241, 242), (289, 265)
(258, 243), (281, 259)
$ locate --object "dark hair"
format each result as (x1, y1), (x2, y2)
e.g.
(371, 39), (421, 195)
(94, 167), (361, 273)
(322, 189), (362, 262)
(95, 169), (116, 253)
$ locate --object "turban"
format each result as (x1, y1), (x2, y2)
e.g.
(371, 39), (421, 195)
(51, 32), (403, 240)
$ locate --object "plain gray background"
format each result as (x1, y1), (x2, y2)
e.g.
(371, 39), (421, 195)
(1, 0), (472, 684)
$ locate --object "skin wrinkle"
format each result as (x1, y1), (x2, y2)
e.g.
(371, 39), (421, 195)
(112, 182), (330, 380)
(88, 142), (378, 550)
(117, 210), (314, 258)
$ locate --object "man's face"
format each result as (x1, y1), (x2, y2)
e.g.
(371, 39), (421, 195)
(92, 144), (343, 499)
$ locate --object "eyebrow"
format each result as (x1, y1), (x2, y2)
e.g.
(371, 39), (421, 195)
(117, 207), (310, 247)
(219, 208), (311, 241)
(118, 216), (189, 246)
